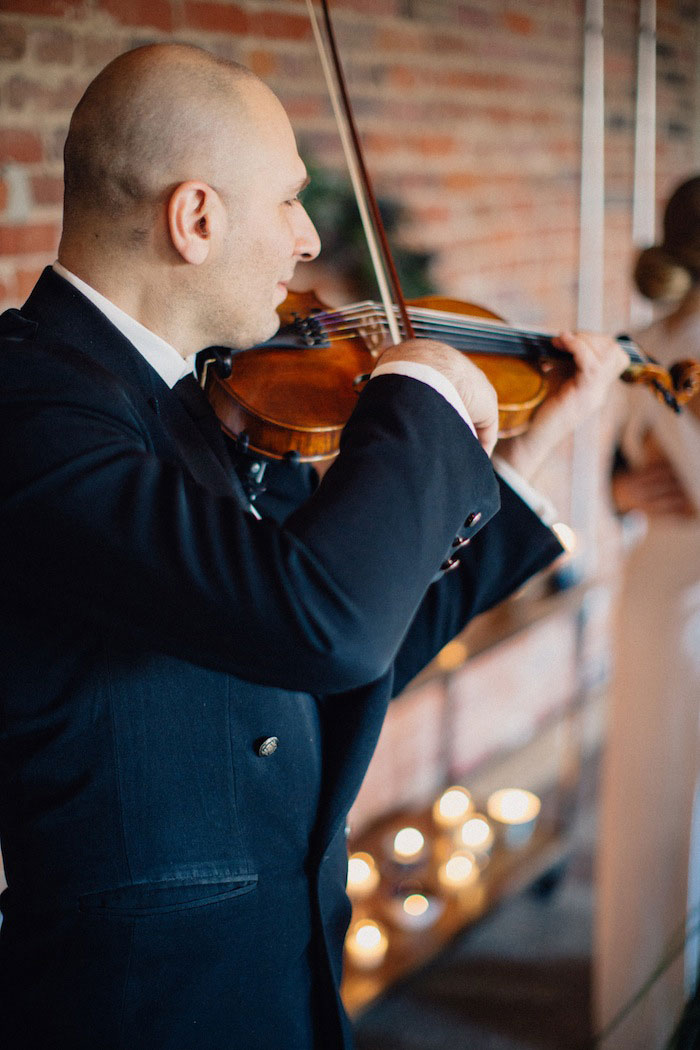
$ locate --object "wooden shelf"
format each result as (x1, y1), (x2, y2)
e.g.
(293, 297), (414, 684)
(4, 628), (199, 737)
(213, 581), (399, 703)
(341, 578), (598, 1018)
(342, 814), (569, 1017)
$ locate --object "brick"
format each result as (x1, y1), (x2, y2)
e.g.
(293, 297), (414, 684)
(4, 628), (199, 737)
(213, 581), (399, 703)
(31, 175), (64, 206)
(247, 11), (311, 40)
(246, 49), (278, 78)
(6, 75), (85, 112)
(415, 134), (456, 157)
(45, 125), (70, 164)
(81, 34), (125, 69)
(503, 11), (535, 35)
(412, 204), (451, 224)
(0, 129), (42, 164)
(0, 223), (59, 256)
(456, 4), (493, 29)
(328, 0), (397, 13)
(16, 267), (43, 300)
(283, 97), (325, 120)
(183, 1), (247, 34)
(388, 65), (417, 90)
(99, 0), (173, 31)
(30, 26), (75, 64)
(0, 0), (83, 14)
(0, 21), (27, 59)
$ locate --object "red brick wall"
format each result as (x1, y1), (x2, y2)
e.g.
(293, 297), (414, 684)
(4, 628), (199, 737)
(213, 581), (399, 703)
(0, 0), (697, 327)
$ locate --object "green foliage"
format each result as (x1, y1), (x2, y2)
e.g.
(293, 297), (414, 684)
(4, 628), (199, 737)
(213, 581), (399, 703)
(300, 158), (435, 300)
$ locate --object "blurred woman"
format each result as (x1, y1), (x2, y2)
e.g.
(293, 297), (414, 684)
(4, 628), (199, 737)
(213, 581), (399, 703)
(595, 176), (700, 1050)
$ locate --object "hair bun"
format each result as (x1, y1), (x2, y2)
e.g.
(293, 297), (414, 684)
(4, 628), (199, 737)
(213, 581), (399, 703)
(633, 244), (692, 302)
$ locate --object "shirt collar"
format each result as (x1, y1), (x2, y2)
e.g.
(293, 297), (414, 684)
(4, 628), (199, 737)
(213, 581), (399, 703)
(52, 261), (194, 388)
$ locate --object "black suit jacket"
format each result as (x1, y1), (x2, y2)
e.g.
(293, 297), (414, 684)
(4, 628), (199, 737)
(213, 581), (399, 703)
(0, 269), (562, 1049)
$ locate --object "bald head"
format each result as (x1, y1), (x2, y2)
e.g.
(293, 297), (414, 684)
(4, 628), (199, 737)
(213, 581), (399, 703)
(62, 44), (269, 243)
(58, 43), (319, 355)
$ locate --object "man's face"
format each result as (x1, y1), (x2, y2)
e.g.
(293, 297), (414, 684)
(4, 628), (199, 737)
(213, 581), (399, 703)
(207, 88), (321, 350)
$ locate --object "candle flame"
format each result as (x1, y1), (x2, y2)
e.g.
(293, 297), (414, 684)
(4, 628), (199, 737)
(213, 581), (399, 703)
(347, 854), (373, 886)
(393, 827), (424, 858)
(460, 816), (492, 849)
(487, 788), (541, 824)
(445, 854), (475, 882)
(403, 893), (429, 917)
(437, 787), (472, 821)
(355, 921), (381, 949)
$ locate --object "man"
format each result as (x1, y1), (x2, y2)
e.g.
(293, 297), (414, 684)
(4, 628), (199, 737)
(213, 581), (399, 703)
(0, 43), (626, 1050)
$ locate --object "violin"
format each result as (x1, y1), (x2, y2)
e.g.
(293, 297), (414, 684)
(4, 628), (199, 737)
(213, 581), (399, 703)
(201, 289), (700, 463)
(202, 0), (700, 464)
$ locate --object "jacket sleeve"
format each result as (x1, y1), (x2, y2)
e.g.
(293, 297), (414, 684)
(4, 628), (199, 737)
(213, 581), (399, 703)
(0, 338), (501, 695)
(390, 476), (564, 697)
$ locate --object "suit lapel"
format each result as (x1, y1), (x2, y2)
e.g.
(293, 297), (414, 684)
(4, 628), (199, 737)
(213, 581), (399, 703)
(22, 269), (248, 502)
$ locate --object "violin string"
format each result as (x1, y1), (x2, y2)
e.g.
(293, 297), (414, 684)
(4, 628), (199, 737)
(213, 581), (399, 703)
(312, 303), (645, 365)
(318, 310), (565, 358)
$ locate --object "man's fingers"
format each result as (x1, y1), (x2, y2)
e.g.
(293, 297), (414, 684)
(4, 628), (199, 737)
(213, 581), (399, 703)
(552, 330), (629, 377)
(474, 415), (499, 458)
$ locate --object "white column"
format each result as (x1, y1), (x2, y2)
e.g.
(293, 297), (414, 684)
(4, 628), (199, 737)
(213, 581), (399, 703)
(570, 0), (605, 578)
(631, 0), (657, 329)
(693, 11), (700, 168)
(577, 0), (605, 333)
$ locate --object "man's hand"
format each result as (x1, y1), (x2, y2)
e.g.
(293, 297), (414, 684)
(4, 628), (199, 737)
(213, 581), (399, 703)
(495, 330), (629, 480)
(376, 338), (499, 456)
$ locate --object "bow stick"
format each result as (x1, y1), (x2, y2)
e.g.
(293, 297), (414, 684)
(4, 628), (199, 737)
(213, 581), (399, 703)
(304, 0), (414, 343)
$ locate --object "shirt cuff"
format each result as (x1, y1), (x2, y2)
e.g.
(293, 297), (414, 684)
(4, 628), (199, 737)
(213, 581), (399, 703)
(491, 454), (558, 526)
(370, 360), (477, 438)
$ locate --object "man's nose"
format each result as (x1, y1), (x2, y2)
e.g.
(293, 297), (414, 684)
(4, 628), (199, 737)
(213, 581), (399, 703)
(295, 206), (321, 261)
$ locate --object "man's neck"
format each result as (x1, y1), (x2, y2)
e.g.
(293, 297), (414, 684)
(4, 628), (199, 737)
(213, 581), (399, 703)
(56, 246), (196, 359)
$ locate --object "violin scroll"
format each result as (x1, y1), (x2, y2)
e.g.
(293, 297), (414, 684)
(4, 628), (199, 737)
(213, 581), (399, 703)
(621, 357), (700, 412)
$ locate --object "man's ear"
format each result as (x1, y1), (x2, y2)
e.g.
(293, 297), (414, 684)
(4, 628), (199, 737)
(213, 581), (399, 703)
(167, 180), (220, 265)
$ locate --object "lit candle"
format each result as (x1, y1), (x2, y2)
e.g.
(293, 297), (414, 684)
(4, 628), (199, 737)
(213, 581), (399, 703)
(346, 852), (380, 900)
(459, 814), (494, 857)
(391, 826), (426, 865)
(486, 788), (541, 848)
(437, 850), (479, 892)
(432, 786), (473, 830)
(387, 892), (444, 930)
(345, 918), (388, 970)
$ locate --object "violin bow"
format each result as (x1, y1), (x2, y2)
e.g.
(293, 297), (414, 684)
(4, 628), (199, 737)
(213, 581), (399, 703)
(304, 1), (700, 412)
(304, 0), (414, 343)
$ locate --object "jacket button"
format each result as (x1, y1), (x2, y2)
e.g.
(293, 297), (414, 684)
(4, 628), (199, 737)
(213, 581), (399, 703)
(440, 555), (460, 572)
(452, 536), (471, 549)
(257, 736), (279, 757)
(465, 511), (482, 528)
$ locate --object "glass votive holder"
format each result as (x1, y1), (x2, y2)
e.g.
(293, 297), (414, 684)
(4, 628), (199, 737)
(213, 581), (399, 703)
(346, 852), (380, 901)
(486, 788), (541, 848)
(384, 826), (429, 871)
(437, 850), (479, 894)
(345, 918), (389, 970)
(458, 813), (495, 862)
(432, 785), (473, 831)
(385, 891), (444, 931)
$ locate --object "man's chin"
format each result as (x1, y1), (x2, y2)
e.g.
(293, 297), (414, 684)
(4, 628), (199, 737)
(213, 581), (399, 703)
(215, 314), (281, 354)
